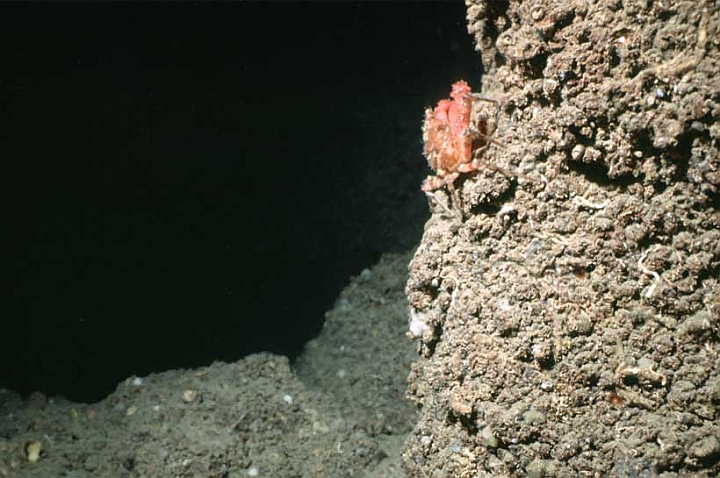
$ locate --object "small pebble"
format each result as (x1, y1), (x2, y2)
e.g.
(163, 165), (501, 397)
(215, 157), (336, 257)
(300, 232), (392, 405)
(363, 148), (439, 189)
(182, 389), (198, 403)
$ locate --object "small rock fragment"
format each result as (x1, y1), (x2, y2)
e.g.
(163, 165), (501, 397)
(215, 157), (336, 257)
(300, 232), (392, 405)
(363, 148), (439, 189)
(182, 389), (198, 403)
(23, 440), (42, 463)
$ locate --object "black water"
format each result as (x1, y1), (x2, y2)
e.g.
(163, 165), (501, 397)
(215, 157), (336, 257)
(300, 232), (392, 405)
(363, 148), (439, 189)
(1, 2), (482, 402)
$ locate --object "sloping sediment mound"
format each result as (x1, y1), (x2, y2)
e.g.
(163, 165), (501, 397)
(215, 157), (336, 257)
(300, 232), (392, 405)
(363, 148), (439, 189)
(0, 253), (415, 478)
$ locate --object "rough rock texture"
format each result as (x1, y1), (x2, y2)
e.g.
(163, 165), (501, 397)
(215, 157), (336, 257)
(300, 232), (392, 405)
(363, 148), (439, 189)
(404, 1), (719, 477)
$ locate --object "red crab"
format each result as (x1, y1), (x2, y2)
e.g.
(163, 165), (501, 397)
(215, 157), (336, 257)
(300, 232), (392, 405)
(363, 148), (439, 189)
(421, 80), (491, 192)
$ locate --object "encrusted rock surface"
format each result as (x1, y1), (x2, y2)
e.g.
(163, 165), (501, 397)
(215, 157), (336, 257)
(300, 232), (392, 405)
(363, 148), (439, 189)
(404, 1), (719, 476)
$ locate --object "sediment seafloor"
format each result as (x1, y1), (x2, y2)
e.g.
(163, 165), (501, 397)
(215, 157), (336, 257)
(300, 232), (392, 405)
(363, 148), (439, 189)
(0, 252), (417, 478)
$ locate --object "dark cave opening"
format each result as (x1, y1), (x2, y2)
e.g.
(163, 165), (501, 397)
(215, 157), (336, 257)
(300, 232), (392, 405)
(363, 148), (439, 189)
(1, 3), (482, 402)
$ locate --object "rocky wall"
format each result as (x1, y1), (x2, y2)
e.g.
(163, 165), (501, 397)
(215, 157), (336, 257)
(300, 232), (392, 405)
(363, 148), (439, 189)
(404, 1), (719, 476)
